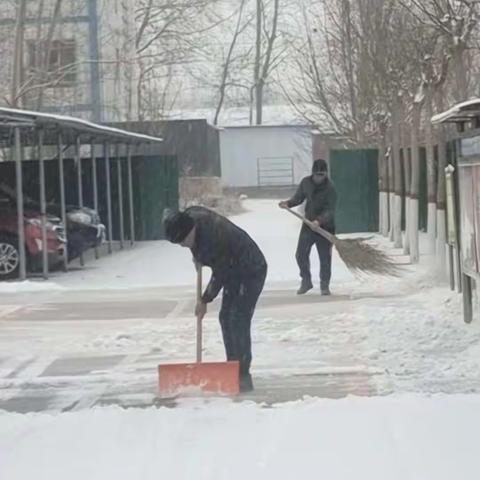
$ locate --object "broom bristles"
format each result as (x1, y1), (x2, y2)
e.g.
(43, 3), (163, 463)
(284, 207), (403, 278)
(334, 237), (404, 277)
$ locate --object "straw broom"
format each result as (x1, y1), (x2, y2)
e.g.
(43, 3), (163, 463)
(286, 207), (403, 277)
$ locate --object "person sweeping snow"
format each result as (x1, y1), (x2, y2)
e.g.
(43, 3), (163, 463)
(164, 206), (267, 392)
(279, 158), (337, 296)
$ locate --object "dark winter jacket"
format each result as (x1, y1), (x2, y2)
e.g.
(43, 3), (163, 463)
(287, 176), (337, 232)
(186, 206), (267, 304)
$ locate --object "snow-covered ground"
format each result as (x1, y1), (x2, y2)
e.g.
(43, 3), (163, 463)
(0, 198), (421, 292)
(1, 198), (351, 291)
(1, 199), (479, 479)
(2, 395), (480, 480)
(2, 201), (476, 396)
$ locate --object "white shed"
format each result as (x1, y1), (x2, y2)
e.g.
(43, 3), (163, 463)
(220, 125), (313, 188)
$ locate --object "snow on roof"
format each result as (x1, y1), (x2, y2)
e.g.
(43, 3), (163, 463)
(0, 107), (163, 143)
(166, 105), (339, 136)
(168, 104), (312, 128)
(221, 123), (312, 130)
(431, 99), (480, 125)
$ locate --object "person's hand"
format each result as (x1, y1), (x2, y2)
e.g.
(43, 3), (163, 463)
(312, 219), (320, 227)
(195, 301), (207, 320)
(193, 259), (202, 271)
(278, 201), (288, 209)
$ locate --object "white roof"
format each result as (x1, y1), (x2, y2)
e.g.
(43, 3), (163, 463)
(431, 99), (480, 125)
(0, 107), (163, 143)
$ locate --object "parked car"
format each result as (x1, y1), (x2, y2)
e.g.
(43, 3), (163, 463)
(0, 184), (106, 278)
(49, 204), (106, 261)
(0, 198), (66, 279)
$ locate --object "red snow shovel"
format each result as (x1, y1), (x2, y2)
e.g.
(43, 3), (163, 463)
(158, 267), (240, 397)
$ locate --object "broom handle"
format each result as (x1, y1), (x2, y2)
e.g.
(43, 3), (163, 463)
(196, 265), (203, 363)
(285, 207), (336, 244)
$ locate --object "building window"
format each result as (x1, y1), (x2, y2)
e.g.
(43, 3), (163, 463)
(27, 39), (77, 87)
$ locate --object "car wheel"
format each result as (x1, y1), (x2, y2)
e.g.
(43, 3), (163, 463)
(0, 235), (20, 280)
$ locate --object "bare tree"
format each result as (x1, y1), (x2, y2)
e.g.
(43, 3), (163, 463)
(134, 0), (221, 120)
(213, 0), (251, 125)
(362, 0), (419, 248)
(35, 0), (63, 109)
(403, 128), (412, 254)
(435, 86), (449, 273)
(355, 0), (398, 235)
(391, 95), (404, 248)
(404, 0), (479, 101)
(423, 52), (450, 254)
(388, 131), (395, 242)
(377, 3), (452, 263)
(409, 88), (425, 263)
(427, 4), (475, 269)
(395, 0), (454, 263)
(283, 0), (374, 141)
(377, 117), (390, 236)
(11, 0), (27, 107)
(253, 0), (280, 125)
(405, 62), (429, 263)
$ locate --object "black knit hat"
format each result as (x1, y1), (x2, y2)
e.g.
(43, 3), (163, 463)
(312, 158), (328, 174)
(164, 211), (195, 244)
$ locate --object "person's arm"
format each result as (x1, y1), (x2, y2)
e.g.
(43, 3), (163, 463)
(201, 268), (224, 304)
(193, 208), (232, 304)
(279, 180), (306, 208)
(317, 185), (337, 225)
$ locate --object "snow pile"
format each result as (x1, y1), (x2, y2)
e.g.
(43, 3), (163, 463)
(353, 289), (480, 393)
(1, 395), (480, 480)
(0, 280), (65, 294)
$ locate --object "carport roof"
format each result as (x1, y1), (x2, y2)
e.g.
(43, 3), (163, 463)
(0, 107), (164, 146)
(431, 99), (480, 125)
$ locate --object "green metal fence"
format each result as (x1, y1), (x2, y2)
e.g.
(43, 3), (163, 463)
(330, 147), (432, 234)
(0, 154), (178, 241)
(329, 149), (379, 234)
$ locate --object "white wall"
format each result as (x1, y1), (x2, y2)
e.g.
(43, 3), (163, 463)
(220, 126), (313, 188)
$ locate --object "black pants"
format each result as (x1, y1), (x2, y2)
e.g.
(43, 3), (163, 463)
(219, 267), (267, 377)
(296, 224), (332, 287)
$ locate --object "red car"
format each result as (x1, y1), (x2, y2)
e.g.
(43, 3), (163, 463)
(0, 204), (66, 279)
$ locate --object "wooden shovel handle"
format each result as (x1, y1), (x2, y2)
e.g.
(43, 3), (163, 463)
(285, 207), (336, 244)
(196, 265), (203, 363)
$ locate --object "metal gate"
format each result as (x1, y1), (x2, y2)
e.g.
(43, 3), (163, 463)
(257, 156), (294, 186)
(329, 149), (379, 233)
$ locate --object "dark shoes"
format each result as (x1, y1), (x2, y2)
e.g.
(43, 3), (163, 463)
(321, 286), (331, 296)
(297, 280), (314, 295)
(240, 373), (254, 393)
(297, 280), (331, 296)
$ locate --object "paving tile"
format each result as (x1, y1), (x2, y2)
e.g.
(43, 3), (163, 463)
(40, 355), (126, 377)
